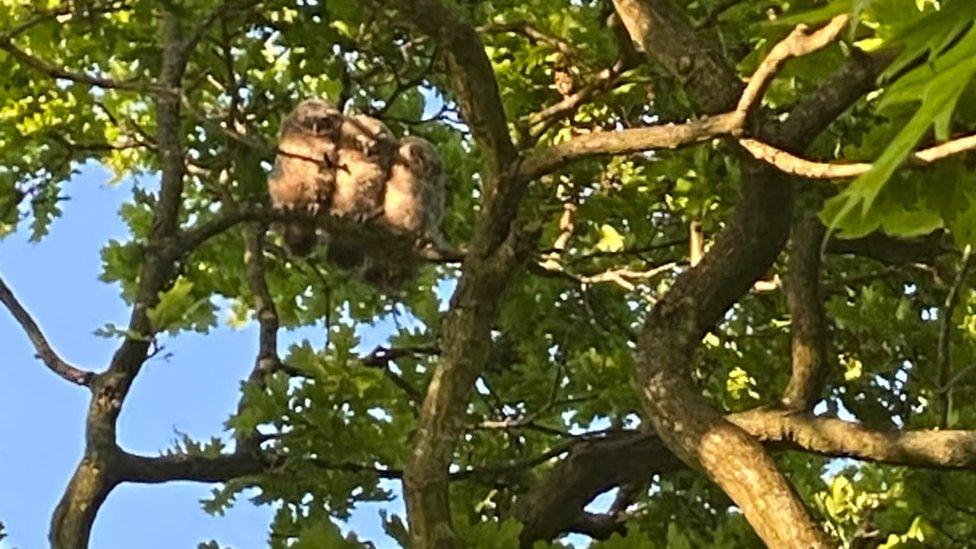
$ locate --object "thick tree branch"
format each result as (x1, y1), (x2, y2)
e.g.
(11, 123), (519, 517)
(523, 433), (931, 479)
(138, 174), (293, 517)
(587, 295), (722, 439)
(516, 432), (681, 544)
(379, 0), (517, 179)
(730, 408), (976, 469)
(611, 1), (876, 546)
(518, 409), (976, 545)
(611, 0), (740, 114)
(117, 450), (266, 484)
(518, 14), (850, 180)
(0, 275), (94, 386)
(375, 1), (532, 547)
(50, 11), (195, 548)
(519, 112), (741, 180)
(780, 217), (828, 410)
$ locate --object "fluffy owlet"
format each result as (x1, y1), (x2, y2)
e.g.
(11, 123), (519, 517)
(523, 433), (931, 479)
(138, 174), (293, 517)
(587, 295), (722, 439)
(267, 99), (343, 256)
(332, 115), (397, 222)
(382, 136), (445, 244)
(351, 136), (445, 292)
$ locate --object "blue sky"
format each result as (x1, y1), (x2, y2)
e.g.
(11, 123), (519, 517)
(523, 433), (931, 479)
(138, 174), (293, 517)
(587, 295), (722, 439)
(0, 164), (405, 548)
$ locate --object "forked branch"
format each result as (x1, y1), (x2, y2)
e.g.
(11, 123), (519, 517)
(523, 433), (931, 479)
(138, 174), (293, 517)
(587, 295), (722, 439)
(517, 14), (850, 180)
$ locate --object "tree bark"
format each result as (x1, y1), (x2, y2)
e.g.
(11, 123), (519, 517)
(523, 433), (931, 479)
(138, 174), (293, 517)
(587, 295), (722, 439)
(49, 456), (117, 549)
(374, 2), (527, 547)
(610, 1), (881, 546)
(48, 11), (191, 547)
(781, 216), (829, 410)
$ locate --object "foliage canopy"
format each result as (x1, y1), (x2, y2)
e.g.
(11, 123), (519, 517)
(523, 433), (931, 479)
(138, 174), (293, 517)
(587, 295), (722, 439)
(3, 0), (976, 547)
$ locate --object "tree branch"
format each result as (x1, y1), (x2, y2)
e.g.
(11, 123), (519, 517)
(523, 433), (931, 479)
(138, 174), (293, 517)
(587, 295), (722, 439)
(478, 21), (586, 68)
(0, 35), (170, 95)
(375, 2), (531, 547)
(780, 216), (828, 410)
(611, 0), (740, 114)
(519, 112), (741, 180)
(733, 15), (850, 125)
(379, 0), (517, 179)
(730, 408), (976, 469)
(518, 14), (850, 180)
(51, 10), (196, 547)
(518, 408), (976, 545)
(521, 59), (628, 138)
(516, 432), (680, 544)
(0, 274), (94, 386)
(936, 245), (973, 427)
(610, 1), (873, 546)
(117, 449), (266, 484)
(739, 132), (976, 179)
(236, 222), (285, 450)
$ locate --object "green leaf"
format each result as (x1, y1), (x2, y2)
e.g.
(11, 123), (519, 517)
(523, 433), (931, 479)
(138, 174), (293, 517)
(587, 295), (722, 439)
(146, 277), (216, 334)
(596, 224), (625, 252)
(293, 518), (363, 549)
(827, 25), (976, 231)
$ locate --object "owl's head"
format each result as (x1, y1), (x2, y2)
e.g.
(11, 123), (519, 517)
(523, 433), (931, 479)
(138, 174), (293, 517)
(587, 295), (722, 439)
(398, 136), (442, 178)
(283, 99), (343, 137)
(341, 115), (397, 158)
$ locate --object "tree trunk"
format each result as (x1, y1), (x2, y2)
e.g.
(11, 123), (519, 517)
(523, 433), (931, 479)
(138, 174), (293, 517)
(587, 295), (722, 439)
(50, 456), (116, 549)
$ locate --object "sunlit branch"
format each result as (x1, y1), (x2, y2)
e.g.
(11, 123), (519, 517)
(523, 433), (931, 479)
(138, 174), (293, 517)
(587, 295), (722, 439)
(518, 407), (976, 544)
(518, 15), (851, 180)
(739, 133), (976, 179)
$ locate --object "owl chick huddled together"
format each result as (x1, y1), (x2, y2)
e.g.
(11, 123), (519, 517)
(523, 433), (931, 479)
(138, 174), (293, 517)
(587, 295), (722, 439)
(266, 99), (446, 290)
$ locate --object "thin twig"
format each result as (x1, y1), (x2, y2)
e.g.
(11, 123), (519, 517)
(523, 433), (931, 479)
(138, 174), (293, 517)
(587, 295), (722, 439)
(937, 245), (973, 427)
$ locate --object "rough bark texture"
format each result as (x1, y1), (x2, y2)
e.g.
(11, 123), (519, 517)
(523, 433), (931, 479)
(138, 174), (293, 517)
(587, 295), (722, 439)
(517, 407), (976, 545)
(374, 2), (528, 547)
(634, 162), (828, 546)
(781, 216), (829, 410)
(49, 456), (117, 548)
(611, 1), (883, 546)
(49, 12), (191, 547)
(516, 434), (682, 544)
(611, 0), (740, 115)
(730, 408), (976, 467)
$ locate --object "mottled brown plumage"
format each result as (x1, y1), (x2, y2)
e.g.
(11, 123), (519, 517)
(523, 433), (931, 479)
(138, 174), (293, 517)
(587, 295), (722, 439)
(267, 99), (343, 256)
(382, 136), (445, 243)
(266, 100), (448, 290)
(333, 115), (397, 222)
